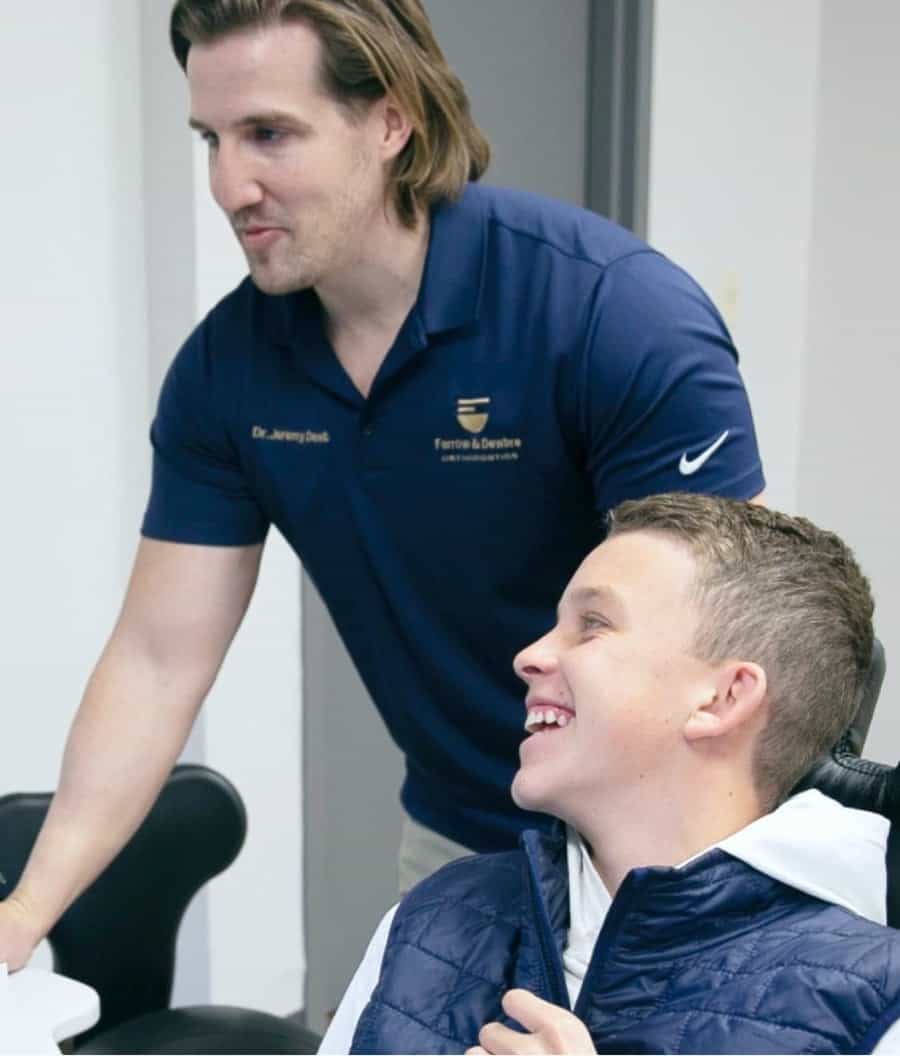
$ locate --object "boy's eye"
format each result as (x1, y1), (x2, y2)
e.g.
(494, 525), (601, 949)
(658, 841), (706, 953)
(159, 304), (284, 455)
(579, 612), (610, 635)
(254, 126), (282, 144)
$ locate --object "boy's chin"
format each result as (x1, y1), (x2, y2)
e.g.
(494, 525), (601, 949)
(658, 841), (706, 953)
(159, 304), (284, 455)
(511, 769), (557, 815)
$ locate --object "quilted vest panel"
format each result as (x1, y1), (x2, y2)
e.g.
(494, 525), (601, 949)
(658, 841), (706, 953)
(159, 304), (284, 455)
(350, 829), (900, 1055)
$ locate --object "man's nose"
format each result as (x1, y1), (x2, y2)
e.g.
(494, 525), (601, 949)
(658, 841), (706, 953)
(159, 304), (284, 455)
(513, 631), (560, 683)
(209, 143), (264, 216)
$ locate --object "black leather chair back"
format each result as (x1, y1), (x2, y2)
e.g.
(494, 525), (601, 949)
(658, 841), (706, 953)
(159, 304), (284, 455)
(794, 639), (900, 926)
(0, 765), (245, 1044)
(0, 764), (319, 1053)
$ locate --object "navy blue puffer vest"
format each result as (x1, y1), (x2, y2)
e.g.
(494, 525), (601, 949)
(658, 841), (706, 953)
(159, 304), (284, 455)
(351, 827), (900, 1054)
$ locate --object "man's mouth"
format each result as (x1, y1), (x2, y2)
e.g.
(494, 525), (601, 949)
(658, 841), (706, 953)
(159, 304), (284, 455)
(240, 225), (284, 250)
(524, 703), (575, 733)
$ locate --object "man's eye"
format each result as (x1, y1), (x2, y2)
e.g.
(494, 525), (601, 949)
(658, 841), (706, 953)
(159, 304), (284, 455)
(253, 127), (283, 144)
(199, 131), (218, 148)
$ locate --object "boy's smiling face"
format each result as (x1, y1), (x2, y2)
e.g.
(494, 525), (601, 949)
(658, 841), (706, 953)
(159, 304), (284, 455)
(511, 530), (716, 824)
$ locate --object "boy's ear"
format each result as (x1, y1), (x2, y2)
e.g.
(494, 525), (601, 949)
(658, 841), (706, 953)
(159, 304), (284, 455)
(684, 662), (768, 742)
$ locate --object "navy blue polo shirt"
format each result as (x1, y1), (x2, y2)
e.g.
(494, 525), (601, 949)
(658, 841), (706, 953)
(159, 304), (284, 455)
(143, 183), (764, 851)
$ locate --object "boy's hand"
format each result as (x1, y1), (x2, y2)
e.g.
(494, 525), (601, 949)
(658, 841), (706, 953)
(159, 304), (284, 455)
(467, 989), (596, 1054)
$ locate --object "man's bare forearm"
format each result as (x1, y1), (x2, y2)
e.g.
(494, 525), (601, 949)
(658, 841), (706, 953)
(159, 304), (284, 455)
(10, 637), (208, 940)
(1, 539), (261, 967)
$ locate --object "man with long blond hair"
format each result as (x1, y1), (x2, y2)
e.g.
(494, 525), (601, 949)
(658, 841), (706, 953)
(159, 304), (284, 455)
(0, 2), (764, 972)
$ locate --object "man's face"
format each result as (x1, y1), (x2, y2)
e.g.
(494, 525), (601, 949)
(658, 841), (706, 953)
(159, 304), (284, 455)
(511, 531), (714, 824)
(187, 22), (393, 295)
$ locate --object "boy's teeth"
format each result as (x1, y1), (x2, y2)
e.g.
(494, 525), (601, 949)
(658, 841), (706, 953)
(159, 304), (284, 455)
(524, 708), (573, 732)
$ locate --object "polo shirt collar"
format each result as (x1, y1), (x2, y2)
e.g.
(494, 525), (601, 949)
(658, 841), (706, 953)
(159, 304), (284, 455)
(261, 286), (315, 348)
(417, 183), (487, 336)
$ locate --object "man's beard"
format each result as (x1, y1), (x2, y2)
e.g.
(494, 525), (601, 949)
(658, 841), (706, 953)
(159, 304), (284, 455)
(245, 242), (319, 295)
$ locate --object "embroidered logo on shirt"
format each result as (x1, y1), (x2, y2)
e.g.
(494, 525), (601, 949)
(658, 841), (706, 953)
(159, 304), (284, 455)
(433, 396), (523, 464)
(456, 396), (490, 435)
(252, 425), (331, 445)
(678, 430), (730, 476)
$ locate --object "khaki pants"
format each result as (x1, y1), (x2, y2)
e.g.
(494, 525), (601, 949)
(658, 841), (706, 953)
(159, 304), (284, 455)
(397, 813), (474, 895)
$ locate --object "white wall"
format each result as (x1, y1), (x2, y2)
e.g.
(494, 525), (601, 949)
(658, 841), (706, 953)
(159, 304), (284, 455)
(0, 0), (148, 973)
(797, 0), (900, 761)
(1, 0), (303, 1016)
(1, 2), (148, 786)
(649, 0), (900, 758)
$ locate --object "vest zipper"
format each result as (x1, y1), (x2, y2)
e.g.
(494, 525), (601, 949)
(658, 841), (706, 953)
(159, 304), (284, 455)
(573, 869), (645, 1021)
(524, 843), (572, 1010)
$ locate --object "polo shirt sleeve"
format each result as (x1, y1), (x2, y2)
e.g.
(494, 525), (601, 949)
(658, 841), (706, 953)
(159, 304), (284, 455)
(142, 321), (269, 546)
(581, 251), (765, 511)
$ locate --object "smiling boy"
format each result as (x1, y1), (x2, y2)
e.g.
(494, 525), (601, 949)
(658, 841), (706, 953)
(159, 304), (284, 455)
(321, 493), (900, 1055)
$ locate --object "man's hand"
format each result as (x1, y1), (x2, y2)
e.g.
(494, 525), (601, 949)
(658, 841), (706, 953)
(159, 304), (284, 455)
(467, 989), (596, 1054)
(0, 894), (43, 972)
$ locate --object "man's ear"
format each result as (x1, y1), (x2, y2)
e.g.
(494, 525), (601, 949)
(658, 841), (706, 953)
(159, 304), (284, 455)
(684, 662), (768, 743)
(376, 96), (414, 161)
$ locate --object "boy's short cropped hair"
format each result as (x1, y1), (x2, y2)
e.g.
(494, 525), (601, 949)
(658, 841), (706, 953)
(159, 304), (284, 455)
(608, 493), (874, 806)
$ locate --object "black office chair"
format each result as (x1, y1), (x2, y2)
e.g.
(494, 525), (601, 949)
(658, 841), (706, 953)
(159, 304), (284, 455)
(0, 764), (321, 1054)
(793, 638), (900, 926)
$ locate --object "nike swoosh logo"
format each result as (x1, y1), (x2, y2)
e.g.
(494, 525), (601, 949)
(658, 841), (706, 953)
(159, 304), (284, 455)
(679, 430), (730, 476)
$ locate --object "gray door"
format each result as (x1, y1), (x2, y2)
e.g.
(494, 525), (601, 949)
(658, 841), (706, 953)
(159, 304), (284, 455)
(302, 0), (651, 1031)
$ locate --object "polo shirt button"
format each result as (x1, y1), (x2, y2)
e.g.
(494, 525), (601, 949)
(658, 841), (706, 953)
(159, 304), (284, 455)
(362, 425), (375, 437)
